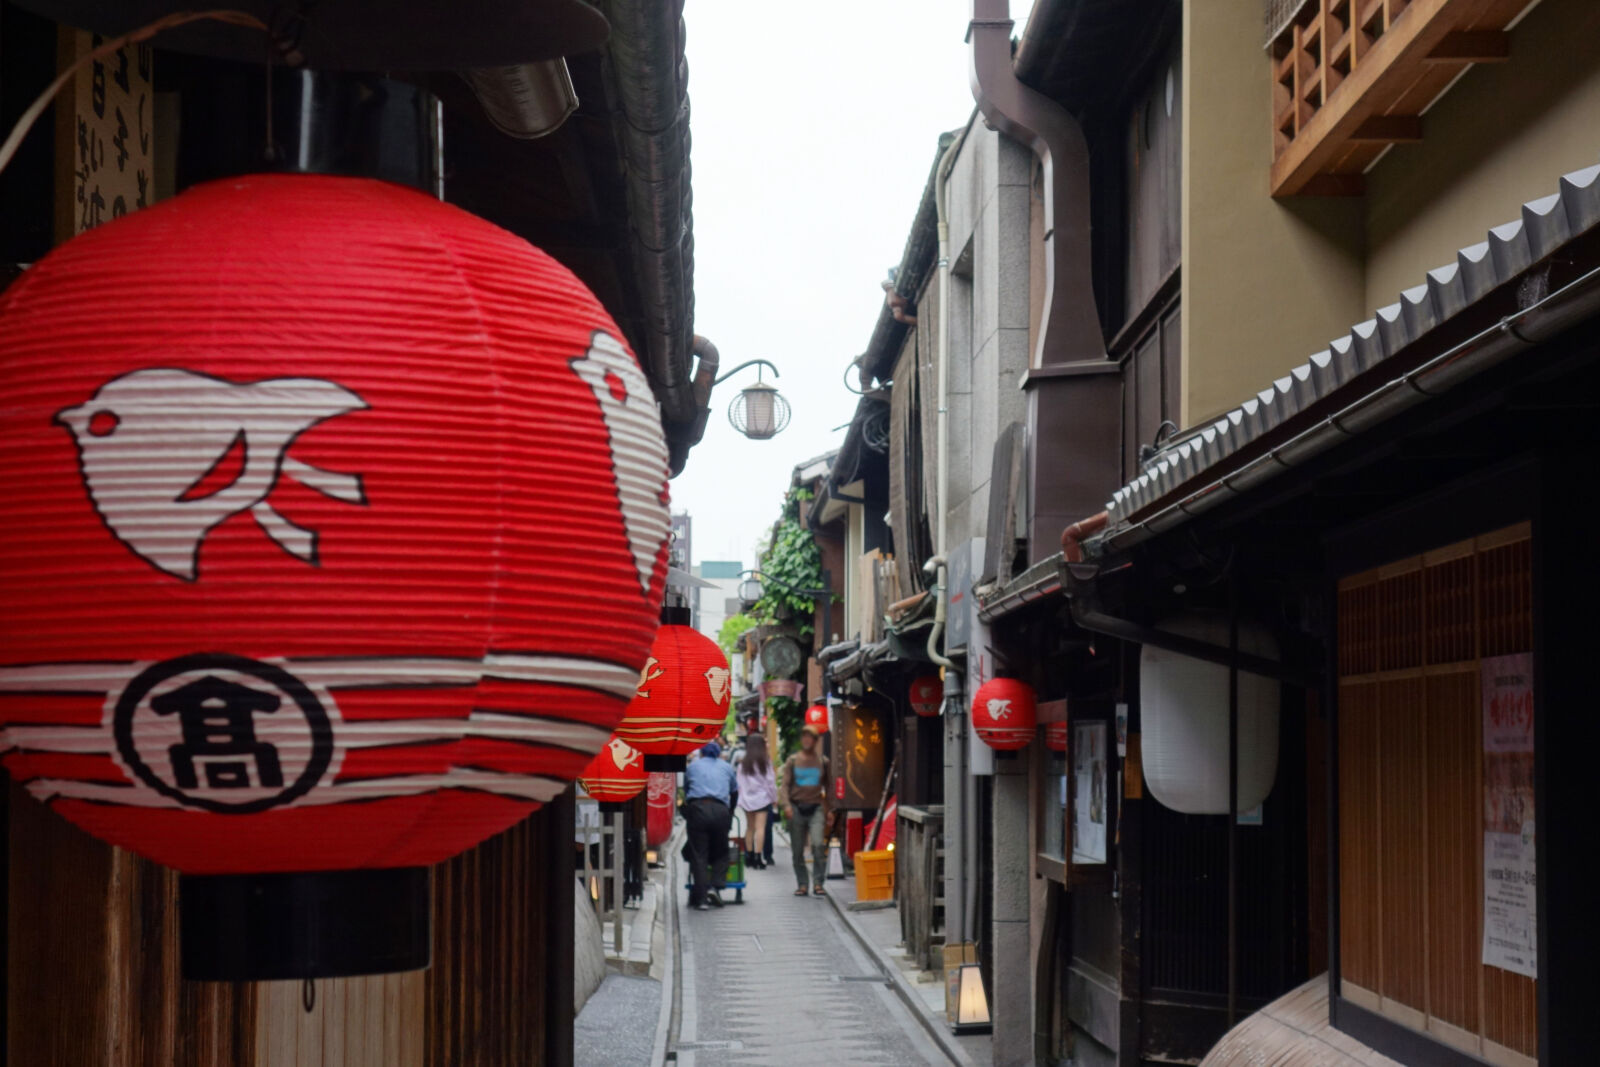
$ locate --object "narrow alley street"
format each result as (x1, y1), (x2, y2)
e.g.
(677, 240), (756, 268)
(666, 835), (953, 1067)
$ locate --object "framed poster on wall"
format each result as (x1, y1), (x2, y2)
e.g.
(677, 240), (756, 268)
(1071, 721), (1108, 865)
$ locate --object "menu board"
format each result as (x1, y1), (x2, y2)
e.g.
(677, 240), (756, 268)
(61, 30), (154, 237)
(833, 704), (886, 811)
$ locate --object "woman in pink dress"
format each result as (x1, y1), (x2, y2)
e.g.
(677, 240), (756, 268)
(735, 733), (778, 870)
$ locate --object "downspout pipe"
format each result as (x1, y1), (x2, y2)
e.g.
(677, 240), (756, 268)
(926, 129), (965, 672)
(675, 334), (719, 455)
(969, 0), (1105, 367)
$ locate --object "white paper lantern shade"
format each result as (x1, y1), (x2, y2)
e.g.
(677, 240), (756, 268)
(1138, 616), (1279, 815)
(728, 381), (791, 440)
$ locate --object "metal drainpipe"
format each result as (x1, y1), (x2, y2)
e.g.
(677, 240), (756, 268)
(969, 0), (1105, 367)
(926, 129), (964, 673)
(926, 126), (965, 944)
(1227, 579), (1240, 1027)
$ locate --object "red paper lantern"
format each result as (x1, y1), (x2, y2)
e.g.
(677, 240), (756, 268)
(579, 737), (648, 804)
(0, 175), (671, 973)
(614, 623), (732, 755)
(803, 703), (829, 733)
(971, 678), (1037, 751)
(1045, 722), (1068, 753)
(909, 674), (943, 717)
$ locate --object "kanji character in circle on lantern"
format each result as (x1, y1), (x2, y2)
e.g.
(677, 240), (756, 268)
(0, 175), (673, 979)
(971, 677), (1038, 751)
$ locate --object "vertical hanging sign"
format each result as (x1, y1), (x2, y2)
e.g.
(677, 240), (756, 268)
(58, 30), (153, 238)
(1481, 652), (1536, 978)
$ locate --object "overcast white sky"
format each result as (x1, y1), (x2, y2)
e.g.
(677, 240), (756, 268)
(667, 0), (1005, 569)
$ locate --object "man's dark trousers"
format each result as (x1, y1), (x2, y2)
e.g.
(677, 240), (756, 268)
(684, 797), (732, 905)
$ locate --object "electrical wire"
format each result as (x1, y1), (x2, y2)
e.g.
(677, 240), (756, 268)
(0, 10), (269, 179)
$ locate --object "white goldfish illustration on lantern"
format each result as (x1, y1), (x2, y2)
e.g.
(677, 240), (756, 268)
(56, 368), (367, 581)
(570, 331), (671, 597)
(705, 666), (731, 706)
(986, 698), (1014, 720)
(636, 656), (666, 697)
(607, 737), (644, 772)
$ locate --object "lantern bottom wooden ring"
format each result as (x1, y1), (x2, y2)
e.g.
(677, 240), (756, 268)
(643, 754), (687, 772)
(179, 867), (431, 981)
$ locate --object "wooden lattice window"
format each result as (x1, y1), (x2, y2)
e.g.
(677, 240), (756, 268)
(1267, 0), (1525, 197)
(1336, 522), (1536, 1066)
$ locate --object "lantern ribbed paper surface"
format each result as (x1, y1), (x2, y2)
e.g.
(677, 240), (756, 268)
(579, 737), (648, 803)
(613, 624), (731, 756)
(1044, 722), (1067, 753)
(971, 678), (1036, 751)
(803, 703), (828, 733)
(0, 175), (672, 874)
(909, 675), (943, 718)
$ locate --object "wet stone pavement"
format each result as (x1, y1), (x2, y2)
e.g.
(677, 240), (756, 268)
(673, 835), (952, 1067)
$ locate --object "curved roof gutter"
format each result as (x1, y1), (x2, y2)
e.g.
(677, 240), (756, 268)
(598, 0), (705, 473)
(1096, 262), (1600, 556)
(969, 0), (1104, 367)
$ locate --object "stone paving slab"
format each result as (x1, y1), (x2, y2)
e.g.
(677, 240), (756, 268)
(576, 973), (663, 1067)
(823, 867), (992, 1067)
(674, 836), (953, 1067)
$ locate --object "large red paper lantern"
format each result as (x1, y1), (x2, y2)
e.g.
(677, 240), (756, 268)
(1045, 722), (1068, 753)
(614, 620), (732, 756)
(971, 678), (1037, 751)
(0, 175), (671, 977)
(909, 674), (943, 717)
(579, 737), (648, 804)
(803, 703), (829, 733)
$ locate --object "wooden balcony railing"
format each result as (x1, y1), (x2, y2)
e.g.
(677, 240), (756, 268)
(1269, 0), (1525, 197)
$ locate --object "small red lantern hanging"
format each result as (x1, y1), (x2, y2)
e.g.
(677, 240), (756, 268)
(803, 703), (829, 733)
(908, 674), (943, 717)
(971, 678), (1037, 751)
(614, 619), (733, 757)
(0, 174), (672, 978)
(579, 737), (648, 804)
(1044, 722), (1068, 753)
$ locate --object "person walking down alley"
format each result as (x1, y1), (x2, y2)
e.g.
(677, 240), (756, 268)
(684, 740), (736, 911)
(735, 733), (777, 870)
(780, 725), (832, 897)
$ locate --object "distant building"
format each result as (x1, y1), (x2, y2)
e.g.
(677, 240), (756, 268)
(691, 560), (745, 643)
(669, 512), (692, 577)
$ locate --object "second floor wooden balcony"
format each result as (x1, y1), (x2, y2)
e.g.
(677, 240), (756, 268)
(1268, 0), (1530, 196)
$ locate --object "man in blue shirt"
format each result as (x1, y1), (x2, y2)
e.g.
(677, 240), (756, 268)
(684, 741), (737, 910)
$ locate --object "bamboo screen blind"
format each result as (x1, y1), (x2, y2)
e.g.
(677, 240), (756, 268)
(1336, 523), (1536, 1067)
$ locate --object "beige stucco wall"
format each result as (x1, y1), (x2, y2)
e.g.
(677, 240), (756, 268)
(1180, 0), (1365, 429)
(1181, 0), (1600, 432)
(1363, 0), (1600, 307)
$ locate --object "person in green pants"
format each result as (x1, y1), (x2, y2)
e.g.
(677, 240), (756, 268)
(779, 725), (832, 896)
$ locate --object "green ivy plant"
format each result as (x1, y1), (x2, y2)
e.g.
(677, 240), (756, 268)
(717, 612), (758, 657)
(755, 487), (826, 642)
(767, 695), (802, 760)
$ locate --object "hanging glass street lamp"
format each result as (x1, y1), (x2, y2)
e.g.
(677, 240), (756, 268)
(717, 360), (792, 440)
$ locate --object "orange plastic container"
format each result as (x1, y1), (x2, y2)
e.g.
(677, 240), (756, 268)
(854, 848), (895, 901)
